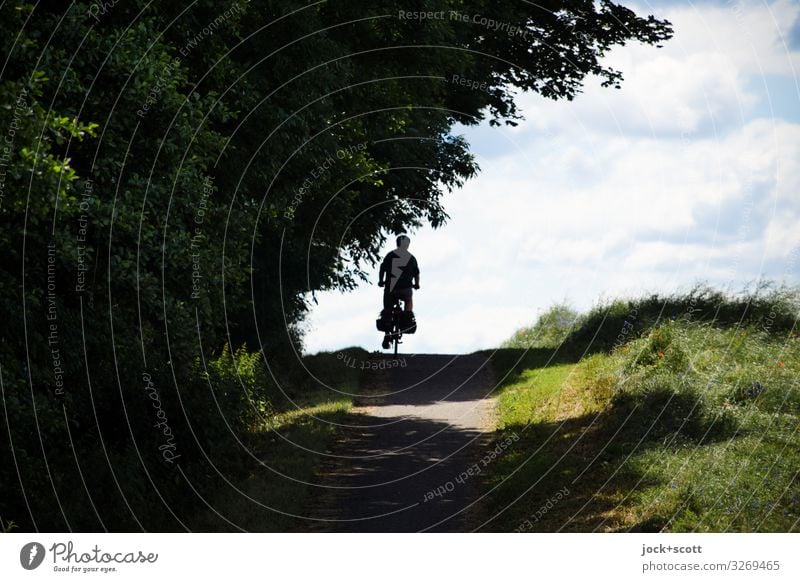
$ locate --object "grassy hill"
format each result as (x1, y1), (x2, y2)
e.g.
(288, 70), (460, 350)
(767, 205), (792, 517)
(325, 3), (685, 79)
(480, 284), (800, 532)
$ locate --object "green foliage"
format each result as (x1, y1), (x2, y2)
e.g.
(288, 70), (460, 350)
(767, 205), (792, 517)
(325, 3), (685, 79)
(202, 345), (275, 428)
(501, 303), (580, 349)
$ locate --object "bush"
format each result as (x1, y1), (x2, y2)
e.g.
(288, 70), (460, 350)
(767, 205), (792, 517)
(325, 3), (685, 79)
(501, 303), (581, 349)
(0, 344), (277, 532)
(200, 345), (275, 430)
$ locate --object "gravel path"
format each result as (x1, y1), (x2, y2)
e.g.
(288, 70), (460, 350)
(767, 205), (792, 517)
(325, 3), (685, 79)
(312, 353), (497, 532)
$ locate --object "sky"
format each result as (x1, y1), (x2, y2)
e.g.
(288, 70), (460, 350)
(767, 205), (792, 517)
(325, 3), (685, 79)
(302, 0), (800, 355)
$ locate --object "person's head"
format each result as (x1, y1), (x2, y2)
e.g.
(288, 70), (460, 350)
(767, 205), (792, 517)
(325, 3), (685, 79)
(396, 234), (410, 250)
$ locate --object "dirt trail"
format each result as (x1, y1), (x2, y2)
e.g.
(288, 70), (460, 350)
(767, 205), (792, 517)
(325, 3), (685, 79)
(311, 353), (497, 532)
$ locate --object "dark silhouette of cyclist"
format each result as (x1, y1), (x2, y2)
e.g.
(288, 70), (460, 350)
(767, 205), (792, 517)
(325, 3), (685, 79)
(378, 235), (419, 349)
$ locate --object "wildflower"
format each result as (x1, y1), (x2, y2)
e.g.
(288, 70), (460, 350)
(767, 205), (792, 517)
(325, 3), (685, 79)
(777, 361), (785, 367)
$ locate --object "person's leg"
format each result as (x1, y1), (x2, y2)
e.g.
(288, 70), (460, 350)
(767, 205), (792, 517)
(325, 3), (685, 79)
(403, 288), (413, 311)
(381, 290), (393, 349)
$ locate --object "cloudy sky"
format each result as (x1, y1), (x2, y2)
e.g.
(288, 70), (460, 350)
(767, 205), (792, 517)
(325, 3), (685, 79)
(303, 0), (800, 355)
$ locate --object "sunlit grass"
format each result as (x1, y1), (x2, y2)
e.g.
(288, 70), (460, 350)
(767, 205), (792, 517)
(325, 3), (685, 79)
(483, 310), (800, 532)
(496, 364), (578, 427)
(258, 398), (352, 431)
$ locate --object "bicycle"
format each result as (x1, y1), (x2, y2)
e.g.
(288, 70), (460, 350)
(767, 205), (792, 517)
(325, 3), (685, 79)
(379, 294), (416, 355)
(388, 296), (405, 355)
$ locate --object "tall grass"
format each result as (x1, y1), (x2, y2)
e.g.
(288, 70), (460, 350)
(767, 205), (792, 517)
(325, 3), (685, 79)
(505, 282), (799, 355)
(483, 284), (800, 532)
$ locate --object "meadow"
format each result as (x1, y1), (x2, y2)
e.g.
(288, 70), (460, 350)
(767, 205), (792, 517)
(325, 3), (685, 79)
(481, 284), (800, 532)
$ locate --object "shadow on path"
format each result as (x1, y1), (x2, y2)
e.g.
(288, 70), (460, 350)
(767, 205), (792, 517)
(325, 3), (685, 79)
(309, 353), (497, 532)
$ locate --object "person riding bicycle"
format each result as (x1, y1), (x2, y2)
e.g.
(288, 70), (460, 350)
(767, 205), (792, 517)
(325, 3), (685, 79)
(378, 235), (419, 349)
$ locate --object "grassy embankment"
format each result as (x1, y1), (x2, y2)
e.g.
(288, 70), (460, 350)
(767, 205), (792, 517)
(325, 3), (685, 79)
(190, 347), (373, 531)
(481, 285), (800, 532)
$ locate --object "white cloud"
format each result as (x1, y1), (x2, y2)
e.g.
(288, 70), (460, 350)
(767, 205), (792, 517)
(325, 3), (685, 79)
(513, 0), (800, 138)
(646, 0), (800, 76)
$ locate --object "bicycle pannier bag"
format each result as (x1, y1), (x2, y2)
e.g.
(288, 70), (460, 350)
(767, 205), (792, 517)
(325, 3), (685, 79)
(399, 310), (417, 334)
(376, 309), (392, 332)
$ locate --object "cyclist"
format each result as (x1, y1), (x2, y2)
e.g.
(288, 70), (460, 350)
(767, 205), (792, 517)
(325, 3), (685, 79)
(378, 235), (420, 349)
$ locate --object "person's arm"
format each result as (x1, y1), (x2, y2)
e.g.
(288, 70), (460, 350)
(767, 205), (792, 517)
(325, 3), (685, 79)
(378, 256), (387, 286)
(413, 257), (420, 289)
